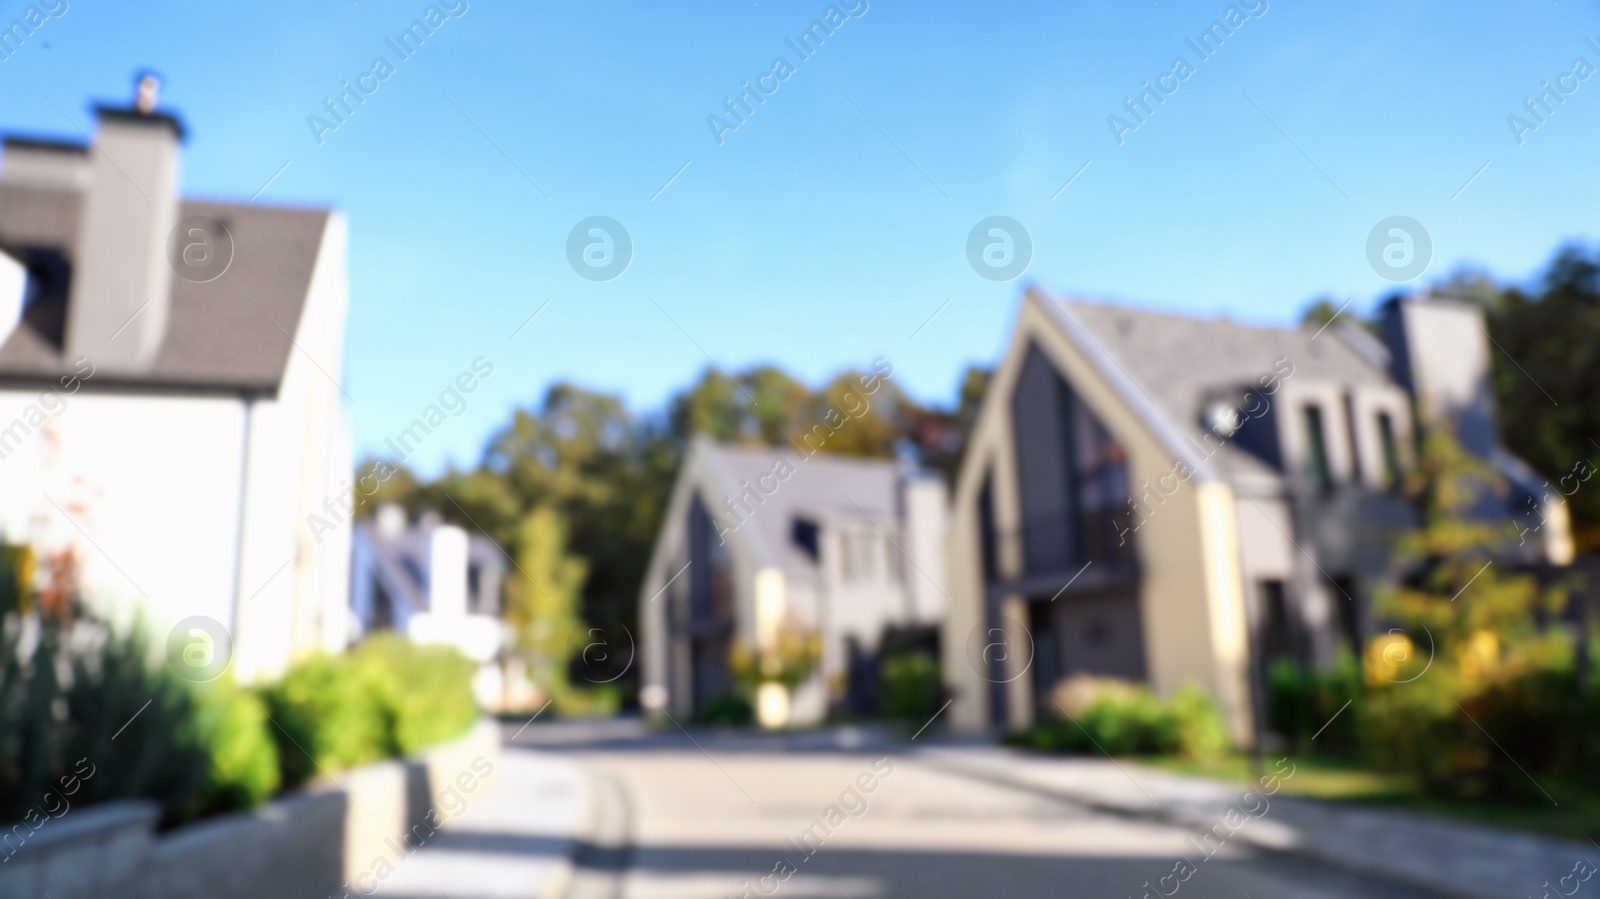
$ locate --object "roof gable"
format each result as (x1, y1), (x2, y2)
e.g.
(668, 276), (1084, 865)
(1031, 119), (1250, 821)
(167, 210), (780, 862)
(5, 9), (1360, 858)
(692, 437), (907, 578)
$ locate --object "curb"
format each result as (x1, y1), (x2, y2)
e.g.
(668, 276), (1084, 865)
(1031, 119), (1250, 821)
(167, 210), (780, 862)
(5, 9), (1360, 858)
(917, 751), (1475, 899)
(548, 764), (631, 899)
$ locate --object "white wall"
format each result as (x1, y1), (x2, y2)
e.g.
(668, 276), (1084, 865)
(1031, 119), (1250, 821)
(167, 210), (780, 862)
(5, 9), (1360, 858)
(234, 213), (352, 679)
(0, 388), (246, 647)
(901, 475), (949, 623)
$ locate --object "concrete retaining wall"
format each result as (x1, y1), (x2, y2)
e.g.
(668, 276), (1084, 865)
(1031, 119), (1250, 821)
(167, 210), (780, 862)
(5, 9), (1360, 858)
(0, 718), (501, 899)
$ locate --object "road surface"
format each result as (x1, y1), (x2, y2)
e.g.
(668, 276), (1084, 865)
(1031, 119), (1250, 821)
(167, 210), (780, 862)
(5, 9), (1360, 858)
(515, 721), (1433, 899)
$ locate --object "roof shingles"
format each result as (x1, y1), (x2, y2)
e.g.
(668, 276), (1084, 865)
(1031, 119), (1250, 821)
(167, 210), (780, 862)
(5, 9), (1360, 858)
(0, 185), (328, 393)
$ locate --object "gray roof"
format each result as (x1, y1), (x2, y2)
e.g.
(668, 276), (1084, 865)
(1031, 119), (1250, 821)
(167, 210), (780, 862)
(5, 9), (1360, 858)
(0, 176), (329, 394)
(354, 519), (505, 616)
(700, 439), (906, 577)
(1045, 297), (1393, 485)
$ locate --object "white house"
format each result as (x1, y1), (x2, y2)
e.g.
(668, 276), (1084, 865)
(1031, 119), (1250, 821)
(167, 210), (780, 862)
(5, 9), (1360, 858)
(639, 435), (948, 725)
(0, 77), (352, 681)
(350, 504), (509, 705)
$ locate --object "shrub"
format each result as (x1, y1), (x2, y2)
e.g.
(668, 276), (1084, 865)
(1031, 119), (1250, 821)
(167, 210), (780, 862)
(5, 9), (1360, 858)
(1266, 650), (1362, 755)
(1, 614), (215, 827)
(1355, 641), (1587, 799)
(1168, 686), (1231, 761)
(193, 682), (280, 812)
(548, 681), (622, 718)
(729, 624), (822, 693)
(261, 637), (480, 786)
(4, 600), (481, 829)
(879, 651), (943, 722)
(695, 693), (753, 726)
(350, 634), (477, 756)
(260, 654), (390, 787)
(1353, 424), (1583, 799)
(1008, 677), (1229, 761)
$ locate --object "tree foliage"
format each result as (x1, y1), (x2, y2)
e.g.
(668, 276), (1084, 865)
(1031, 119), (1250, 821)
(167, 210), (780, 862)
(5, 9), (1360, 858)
(1485, 244), (1600, 550)
(1358, 424), (1574, 798)
(359, 363), (987, 700)
(503, 506), (588, 695)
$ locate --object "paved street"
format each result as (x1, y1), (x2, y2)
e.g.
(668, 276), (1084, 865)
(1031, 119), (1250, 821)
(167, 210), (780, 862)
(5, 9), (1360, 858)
(512, 721), (1436, 899)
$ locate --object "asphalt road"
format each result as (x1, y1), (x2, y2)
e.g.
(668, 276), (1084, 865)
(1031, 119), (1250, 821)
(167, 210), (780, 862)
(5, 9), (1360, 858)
(512, 720), (1435, 899)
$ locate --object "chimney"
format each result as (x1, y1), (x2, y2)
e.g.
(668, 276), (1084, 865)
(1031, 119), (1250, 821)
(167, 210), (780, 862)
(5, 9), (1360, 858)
(427, 524), (469, 619)
(899, 472), (948, 623)
(65, 73), (182, 371)
(375, 503), (407, 538)
(1379, 294), (1499, 457)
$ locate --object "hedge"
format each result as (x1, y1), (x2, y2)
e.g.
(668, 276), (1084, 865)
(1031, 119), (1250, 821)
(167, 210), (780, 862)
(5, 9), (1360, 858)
(2, 611), (478, 827)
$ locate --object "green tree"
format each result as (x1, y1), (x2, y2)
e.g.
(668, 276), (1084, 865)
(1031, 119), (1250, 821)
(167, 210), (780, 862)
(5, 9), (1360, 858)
(503, 506), (589, 697)
(798, 370), (907, 458)
(1300, 296), (1344, 328)
(354, 360), (986, 704)
(1359, 424), (1571, 798)
(911, 365), (991, 486)
(669, 365), (813, 446)
(1484, 245), (1600, 551)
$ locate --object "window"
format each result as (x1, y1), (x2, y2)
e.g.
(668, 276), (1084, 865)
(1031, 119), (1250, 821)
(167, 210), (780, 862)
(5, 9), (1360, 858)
(791, 517), (819, 561)
(978, 475), (998, 582)
(1377, 412), (1402, 489)
(1072, 396), (1134, 566)
(1302, 405), (1332, 494)
(1330, 575), (1359, 655)
(1011, 344), (1135, 577)
(687, 494), (734, 624)
(1258, 580), (1292, 663)
(1342, 393), (1363, 485)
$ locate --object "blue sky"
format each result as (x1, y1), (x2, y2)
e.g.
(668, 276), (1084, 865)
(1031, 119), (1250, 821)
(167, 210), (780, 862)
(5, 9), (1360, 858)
(5, 0), (1599, 476)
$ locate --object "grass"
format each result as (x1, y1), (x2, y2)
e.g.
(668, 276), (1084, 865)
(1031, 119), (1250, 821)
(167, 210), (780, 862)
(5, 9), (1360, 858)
(1136, 753), (1600, 843)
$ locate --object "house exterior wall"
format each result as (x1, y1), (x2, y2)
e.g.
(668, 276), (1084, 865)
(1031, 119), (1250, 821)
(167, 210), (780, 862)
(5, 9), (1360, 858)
(233, 213), (351, 681)
(944, 297), (1254, 742)
(1262, 376), (1418, 665)
(0, 389), (247, 654)
(639, 443), (764, 719)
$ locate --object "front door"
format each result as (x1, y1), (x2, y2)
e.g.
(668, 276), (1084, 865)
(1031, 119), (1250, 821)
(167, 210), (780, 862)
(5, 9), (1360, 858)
(1030, 588), (1147, 710)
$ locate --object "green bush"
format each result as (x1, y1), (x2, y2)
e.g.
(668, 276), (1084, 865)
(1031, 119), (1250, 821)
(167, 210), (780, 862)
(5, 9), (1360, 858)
(1266, 650), (1362, 755)
(350, 634), (477, 755)
(260, 655), (390, 786)
(261, 637), (479, 787)
(879, 651), (943, 722)
(1, 615), (214, 826)
(1168, 686), (1231, 761)
(548, 681), (622, 718)
(1007, 680), (1228, 761)
(694, 693), (753, 726)
(3, 601), (481, 828)
(193, 682), (280, 811)
(1355, 644), (1591, 799)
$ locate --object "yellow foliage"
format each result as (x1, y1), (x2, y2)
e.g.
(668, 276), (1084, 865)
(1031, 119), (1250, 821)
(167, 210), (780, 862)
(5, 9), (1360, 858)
(1364, 631), (1415, 686)
(729, 621), (821, 691)
(1459, 630), (1500, 688)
